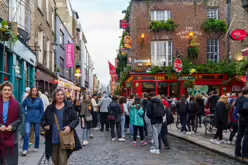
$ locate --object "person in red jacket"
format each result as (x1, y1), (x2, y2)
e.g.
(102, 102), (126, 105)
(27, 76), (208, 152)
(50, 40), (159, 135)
(161, 95), (170, 110)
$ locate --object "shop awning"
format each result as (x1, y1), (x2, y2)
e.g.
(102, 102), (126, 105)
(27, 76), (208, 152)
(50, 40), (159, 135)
(58, 76), (81, 91)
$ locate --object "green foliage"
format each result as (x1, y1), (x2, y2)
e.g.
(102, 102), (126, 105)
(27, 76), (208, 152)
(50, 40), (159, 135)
(116, 54), (128, 78)
(188, 46), (199, 60)
(202, 19), (228, 33)
(56, 68), (61, 72)
(149, 19), (178, 32)
(124, 1), (132, 21)
(120, 66), (131, 87)
(235, 60), (248, 76)
(0, 20), (18, 49)
(150, 66), (173, 76)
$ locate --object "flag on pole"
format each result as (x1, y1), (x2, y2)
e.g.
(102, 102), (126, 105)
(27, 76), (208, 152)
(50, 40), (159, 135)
(108, 61), (116, 75)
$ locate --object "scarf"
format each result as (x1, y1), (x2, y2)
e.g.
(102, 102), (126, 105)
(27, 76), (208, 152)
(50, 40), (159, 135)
(0, 97), (19, 157)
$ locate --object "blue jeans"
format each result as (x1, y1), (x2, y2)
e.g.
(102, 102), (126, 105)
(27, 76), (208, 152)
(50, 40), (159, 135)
(23, 122), (40, 150)
(180, 113), (187, 132)
(83, 128), (90, 141)
(121, 115), (125, 137)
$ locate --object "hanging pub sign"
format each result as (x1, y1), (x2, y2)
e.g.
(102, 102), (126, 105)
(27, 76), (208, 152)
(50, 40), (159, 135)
(120, 20), (129, 29)
(173, 58), (183, 73)
(230, 29), (248, 41)
(124, 36), (132, 49)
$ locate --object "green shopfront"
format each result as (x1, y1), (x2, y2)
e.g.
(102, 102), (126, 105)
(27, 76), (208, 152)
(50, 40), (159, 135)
(0, 40), (36, 103)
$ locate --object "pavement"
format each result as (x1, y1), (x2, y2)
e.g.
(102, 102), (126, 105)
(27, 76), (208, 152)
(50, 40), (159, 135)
(40, 126), (246, 165)
(18, 134), (45, 165)
(168, 122), (248, 164)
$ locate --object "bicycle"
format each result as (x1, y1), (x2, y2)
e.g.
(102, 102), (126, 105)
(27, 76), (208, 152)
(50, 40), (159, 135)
(203, 113), (216, 135)
(176, 114), (181, 130)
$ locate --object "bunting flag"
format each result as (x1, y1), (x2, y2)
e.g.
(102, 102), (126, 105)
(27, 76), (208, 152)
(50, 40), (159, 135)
(108, 61), (116, 75)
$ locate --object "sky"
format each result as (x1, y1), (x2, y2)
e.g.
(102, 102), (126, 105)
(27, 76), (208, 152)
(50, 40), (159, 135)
(70, 0), (130, 86)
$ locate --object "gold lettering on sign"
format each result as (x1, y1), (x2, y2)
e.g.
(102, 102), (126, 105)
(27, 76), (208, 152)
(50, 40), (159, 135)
(155, 76), (165, 80)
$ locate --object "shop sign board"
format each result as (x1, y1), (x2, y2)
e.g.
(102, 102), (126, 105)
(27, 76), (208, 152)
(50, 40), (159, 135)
(178, 76), (196, 80)
(120, 20), (129, 29)
(230, 29), (247, 41)
(173, 58), (183, 73)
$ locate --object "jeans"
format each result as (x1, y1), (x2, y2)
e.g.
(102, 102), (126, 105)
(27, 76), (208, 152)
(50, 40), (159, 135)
(145, 118), (153, 140)
(235, 116), (248, 158)
(133, 125), (144, 141)
(83, 128), (90, 141)
(110, 121), (121, 139)
(152, 123), (162, 150)
(214, 128), (223, 140)
(180, 113), (187, 132)
(187, 115), (195, 132)
(121, 115), (125, 137)
(159, 122), (170, 149)
(130, 124), (134, 136)
(23, 122), (40, 150)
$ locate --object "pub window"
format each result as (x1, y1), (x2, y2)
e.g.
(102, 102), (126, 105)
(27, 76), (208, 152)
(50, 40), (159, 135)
(60, 57), (64, 76)
(151, 10), (171, 21)
(207, 8), (219, 20)
(207, 39), (219, 63)
(59, 30), (64, 46)
(151, 40), (173, 66)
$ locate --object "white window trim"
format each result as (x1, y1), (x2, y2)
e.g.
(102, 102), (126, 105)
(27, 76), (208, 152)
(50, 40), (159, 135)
(46, 0), (50, 24)
(51, 7), (55, 32)
(38, 31), (44, 63)
(207, 8), (219, 20)
(207, 39), (220, 63)
(151, 10), (171, 21)
(38, 0), (43, 11)
(151, 40), (173, 66)
(46, 40), (50, 69)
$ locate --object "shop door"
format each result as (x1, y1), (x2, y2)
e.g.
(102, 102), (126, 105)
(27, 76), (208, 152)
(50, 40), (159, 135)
(158, 82), (168, 96)
(142, 82), (156, 94)
(170, 82), (180, 98)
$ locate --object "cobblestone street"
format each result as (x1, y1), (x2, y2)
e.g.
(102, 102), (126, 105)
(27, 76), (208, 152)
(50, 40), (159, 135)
(40, 127), (247, 165)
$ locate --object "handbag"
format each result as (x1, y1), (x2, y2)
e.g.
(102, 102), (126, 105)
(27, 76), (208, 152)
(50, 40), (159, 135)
(85, 114), (93, 121)
(54, 114), (75, 150)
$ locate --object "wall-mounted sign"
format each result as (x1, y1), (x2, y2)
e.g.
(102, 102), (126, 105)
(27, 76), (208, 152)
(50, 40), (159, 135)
(176, 26), (202, 39)
(65, 44), (75, 68)
(173, 58), (183, 73)
(124, 36), (132, 49)
(178, 76), (196, 80)
(120, 20), (129, 29)
(155, 76), (165, 80)
(230, 29), (247, 41)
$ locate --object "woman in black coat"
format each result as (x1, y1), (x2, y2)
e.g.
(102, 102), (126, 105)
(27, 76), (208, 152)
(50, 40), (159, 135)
(195, 94), (205, 127)
(41, 88), (81, 165)
(210, 95), (230, 145)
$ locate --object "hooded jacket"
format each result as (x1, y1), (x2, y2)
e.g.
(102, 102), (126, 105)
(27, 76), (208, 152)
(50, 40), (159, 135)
(99, 94), (112, 113)
(130, 104), (144, 127)
(147, 98), (164, 124)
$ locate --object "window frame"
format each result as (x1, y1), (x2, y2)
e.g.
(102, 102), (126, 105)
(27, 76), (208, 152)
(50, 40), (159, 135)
(59, 30), (65, 47)
(151, 10), (171, 21)
(207, 39), (220, 63)
(207, 8), (219, 20)
(151, 40), (173, 67)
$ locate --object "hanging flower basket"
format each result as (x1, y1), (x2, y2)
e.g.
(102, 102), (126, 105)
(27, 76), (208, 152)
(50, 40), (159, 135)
(0, 31), (10, 41)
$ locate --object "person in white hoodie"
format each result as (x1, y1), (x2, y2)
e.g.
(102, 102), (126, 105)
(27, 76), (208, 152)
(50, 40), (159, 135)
(98, 92), (112, 132)
(39, 91), (50, 111)
(91, 94), (99, 131)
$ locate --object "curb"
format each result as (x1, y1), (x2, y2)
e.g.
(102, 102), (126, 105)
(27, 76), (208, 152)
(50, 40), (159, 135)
(169, 132), (248, 164)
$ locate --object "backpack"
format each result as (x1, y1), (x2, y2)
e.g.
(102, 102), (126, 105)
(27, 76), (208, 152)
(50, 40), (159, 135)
(108, 104), (118, 121)
(152, 101), (165, 118)
(188, 102), (197, 113)
(238, 97), (248, 116)
(166, 109), (174, 125)
(177, 101), (188, 114)
(209, 96), (219, 111)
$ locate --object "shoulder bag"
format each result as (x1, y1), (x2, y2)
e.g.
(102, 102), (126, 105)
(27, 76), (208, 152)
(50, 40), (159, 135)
(54, 114), (75, 150)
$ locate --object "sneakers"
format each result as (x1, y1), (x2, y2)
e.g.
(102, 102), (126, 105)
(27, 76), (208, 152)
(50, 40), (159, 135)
(112, 138), (116, 142)
(228, 141), (235, 145)
(220, 140), (227, 144)
(133, 142), (137, 147)
(93, 127), (99, 131)
(137, 135), (140, 138)
(150, 149), (160, 154)
(186, 132), (192, 135)
(210, 139), (220, 145)
(28, 142), (33, 148)
(141, 141), (148, 146)
(34, 148), (38, 152)
(118, 138), (125, 142)
(22, 150), (27, 156)
(191, 131), (195, 135)
(90, 134), (94, 138)
(83, 141), (87, 146)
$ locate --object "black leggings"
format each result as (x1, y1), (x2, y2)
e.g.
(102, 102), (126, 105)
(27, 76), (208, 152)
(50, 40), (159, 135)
(133, 125), (144, 141)
(125, 115), (130, 129)
(229, 123), (238, 141)
(214, 128), (223, 140)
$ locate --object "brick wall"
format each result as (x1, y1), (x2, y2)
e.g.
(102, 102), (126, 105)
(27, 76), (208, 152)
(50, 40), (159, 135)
(130, 0), (228, 70)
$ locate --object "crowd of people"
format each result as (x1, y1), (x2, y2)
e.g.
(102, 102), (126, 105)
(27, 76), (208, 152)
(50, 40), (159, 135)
(0, 80), (248, 165)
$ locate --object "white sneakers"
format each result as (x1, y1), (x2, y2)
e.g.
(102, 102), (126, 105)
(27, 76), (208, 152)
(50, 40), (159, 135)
(150, 149), (160, 154)
(34, 148), (38, 152)
(112, 138), (116, 142)
(118, 138), (125, 142)
(83, 140), (89, 146)
(22, 150), (27, 156)
(227, 141), (235, 145)
(210, 139), (220, 144)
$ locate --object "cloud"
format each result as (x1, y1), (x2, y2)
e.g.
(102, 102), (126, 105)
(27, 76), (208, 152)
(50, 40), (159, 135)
(71, 0), (129, 85)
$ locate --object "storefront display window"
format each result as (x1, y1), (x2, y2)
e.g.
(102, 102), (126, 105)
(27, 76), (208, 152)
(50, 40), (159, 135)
(170, 82), (179, 98)
(158, 82), (168, 96)
(142, 82), (156, 94)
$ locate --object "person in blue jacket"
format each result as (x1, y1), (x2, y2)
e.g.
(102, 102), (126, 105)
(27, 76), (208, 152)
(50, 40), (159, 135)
(22, 87), (44, 156)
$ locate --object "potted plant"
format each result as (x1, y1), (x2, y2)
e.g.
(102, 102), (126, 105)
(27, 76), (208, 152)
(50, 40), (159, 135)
(202, 19), (228, 34)
(149, 19), (178, 32)
(188, 45), (199, 60)
(0, 20), (18, 49)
